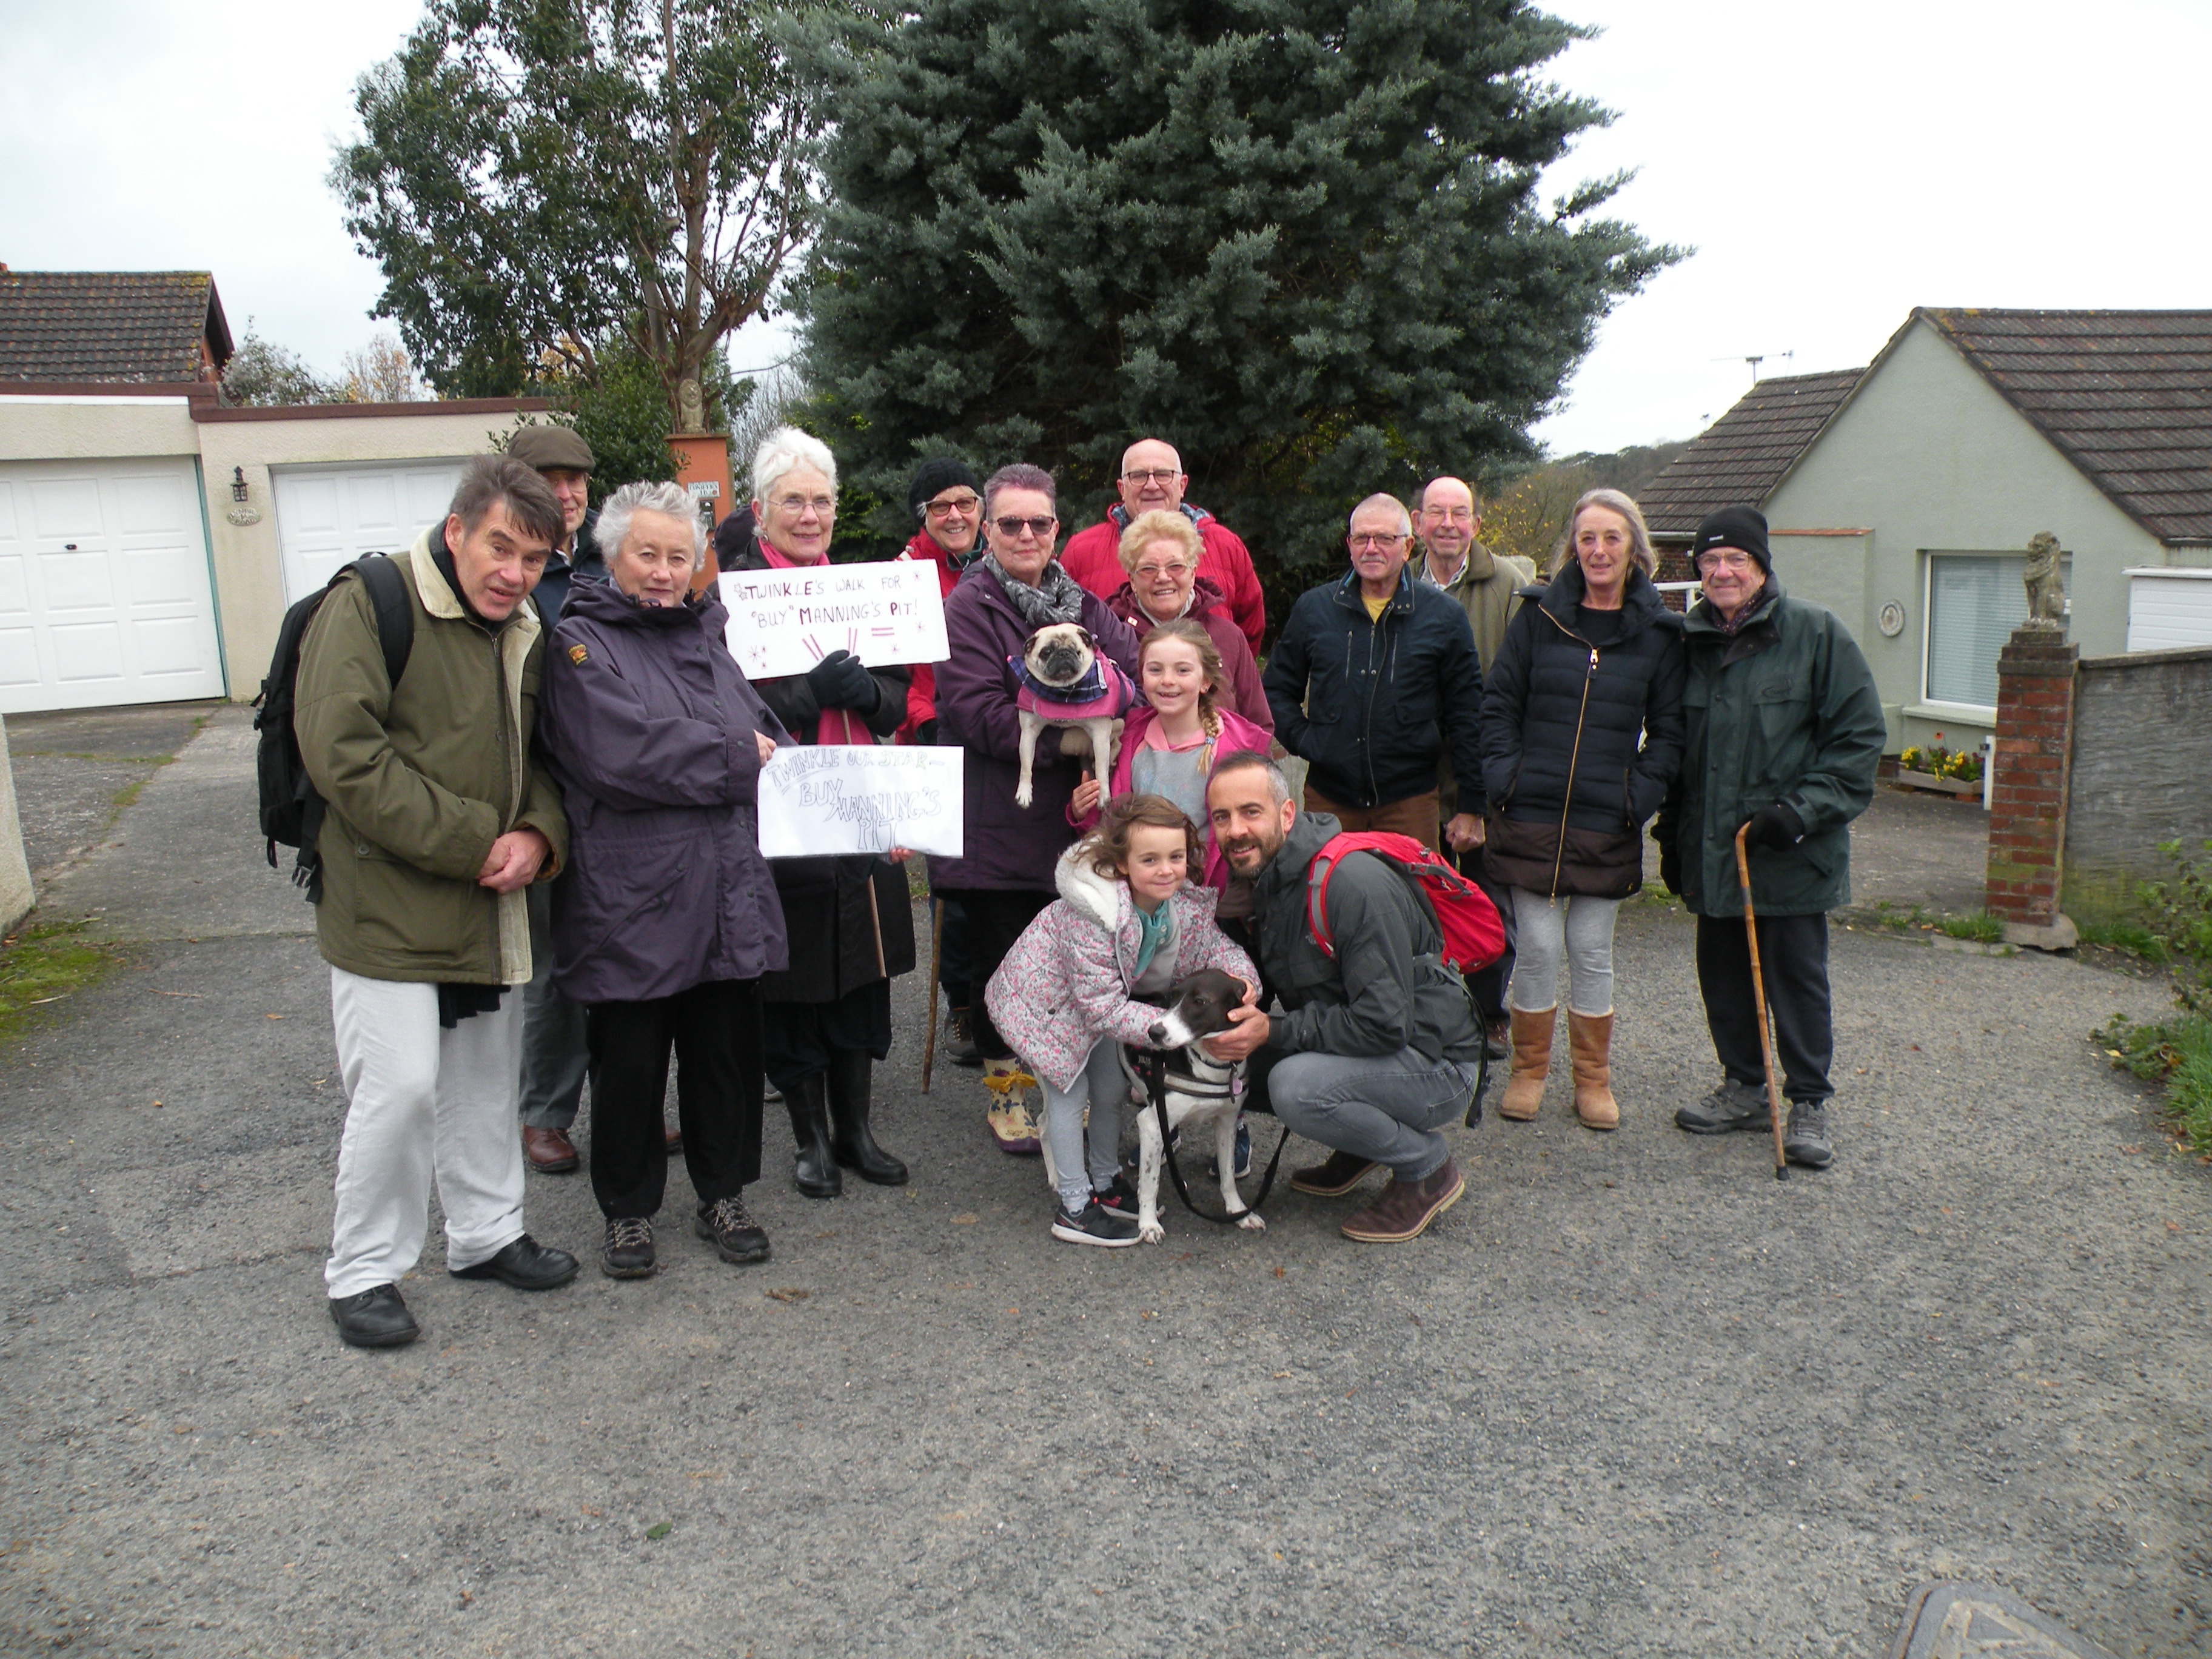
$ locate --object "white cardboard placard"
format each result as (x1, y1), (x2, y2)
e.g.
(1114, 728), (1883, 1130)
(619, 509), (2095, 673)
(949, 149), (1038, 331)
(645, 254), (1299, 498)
(719, 561), (948, 682)
(756, 743), (964, 860)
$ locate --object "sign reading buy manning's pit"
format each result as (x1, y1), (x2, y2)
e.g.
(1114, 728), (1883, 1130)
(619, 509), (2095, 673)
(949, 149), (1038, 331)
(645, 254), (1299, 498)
(756, 743), (964, 860)
(719, 561), (948, 682)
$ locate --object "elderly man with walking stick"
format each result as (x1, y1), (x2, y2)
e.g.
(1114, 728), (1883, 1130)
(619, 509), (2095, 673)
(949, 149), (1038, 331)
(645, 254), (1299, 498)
(1654, 507), (1886, 1170)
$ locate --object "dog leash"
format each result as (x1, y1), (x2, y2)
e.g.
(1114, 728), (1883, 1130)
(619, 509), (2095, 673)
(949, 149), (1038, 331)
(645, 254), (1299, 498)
(1128, 1047), (1290, 1226)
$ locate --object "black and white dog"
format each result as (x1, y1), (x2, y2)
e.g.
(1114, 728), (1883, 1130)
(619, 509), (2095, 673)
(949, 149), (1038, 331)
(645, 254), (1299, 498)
(1127, 968), (1264, 1244)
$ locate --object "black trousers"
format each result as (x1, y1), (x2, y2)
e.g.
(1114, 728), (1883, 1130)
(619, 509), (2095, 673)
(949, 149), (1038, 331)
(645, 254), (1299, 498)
(1450, 841), (1516, 1024)
(936, 894), (974, 1008)
(762, 978), (893, 1096)
(1695, 912), (1834, 1105)
(934, 886), (1053, 1060)
(585, 978), (765, 1219)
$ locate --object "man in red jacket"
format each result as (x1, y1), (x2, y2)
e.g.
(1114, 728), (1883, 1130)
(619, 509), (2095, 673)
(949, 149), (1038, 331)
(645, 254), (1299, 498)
(1057, 438), (1265, 654)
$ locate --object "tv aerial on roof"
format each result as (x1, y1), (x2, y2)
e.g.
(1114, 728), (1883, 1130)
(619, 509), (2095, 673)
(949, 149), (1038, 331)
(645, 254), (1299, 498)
(1714, 350), (1794, 383)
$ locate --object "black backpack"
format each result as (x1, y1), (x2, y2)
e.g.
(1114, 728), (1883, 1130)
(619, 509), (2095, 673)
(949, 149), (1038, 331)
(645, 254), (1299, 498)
(252, 555), (414, 901)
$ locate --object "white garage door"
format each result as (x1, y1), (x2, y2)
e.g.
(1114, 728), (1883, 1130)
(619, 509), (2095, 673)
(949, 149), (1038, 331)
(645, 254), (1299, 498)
(272, 459), (469, 604)
(0, 457), (227, 714)
(2127, 569), (2212, 652)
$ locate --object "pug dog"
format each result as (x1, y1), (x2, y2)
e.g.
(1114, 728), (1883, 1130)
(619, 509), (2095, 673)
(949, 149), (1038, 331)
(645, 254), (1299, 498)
(1010, 623), (1137, 808)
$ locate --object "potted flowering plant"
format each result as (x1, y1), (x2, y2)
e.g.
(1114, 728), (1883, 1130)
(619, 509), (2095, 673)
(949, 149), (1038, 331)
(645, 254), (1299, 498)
(1896, 733), (1984, 795)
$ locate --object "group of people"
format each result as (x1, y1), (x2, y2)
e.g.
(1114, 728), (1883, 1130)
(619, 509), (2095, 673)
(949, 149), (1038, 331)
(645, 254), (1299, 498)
(295, 422), (1883, 1345)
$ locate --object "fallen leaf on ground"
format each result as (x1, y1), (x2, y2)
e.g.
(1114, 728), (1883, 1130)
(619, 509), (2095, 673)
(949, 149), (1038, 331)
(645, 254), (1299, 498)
(765, 1288), (810, 1303)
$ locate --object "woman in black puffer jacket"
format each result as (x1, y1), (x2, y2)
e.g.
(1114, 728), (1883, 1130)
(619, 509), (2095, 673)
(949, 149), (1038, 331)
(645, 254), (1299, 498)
(1479, 488), (1685, 1131)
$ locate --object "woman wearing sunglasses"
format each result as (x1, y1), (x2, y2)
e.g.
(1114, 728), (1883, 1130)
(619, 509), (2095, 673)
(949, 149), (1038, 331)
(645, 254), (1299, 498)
(930, 464), (1143, 1155)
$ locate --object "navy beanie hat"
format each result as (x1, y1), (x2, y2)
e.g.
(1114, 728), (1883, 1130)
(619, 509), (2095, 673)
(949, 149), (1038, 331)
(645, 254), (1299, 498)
(1692, 506), (1772, 573)
(906, 458), (982, 522)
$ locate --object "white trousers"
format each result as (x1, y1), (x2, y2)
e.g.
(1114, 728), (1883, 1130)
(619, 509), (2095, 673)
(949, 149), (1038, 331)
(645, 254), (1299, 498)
(326, 967), (528, 1298)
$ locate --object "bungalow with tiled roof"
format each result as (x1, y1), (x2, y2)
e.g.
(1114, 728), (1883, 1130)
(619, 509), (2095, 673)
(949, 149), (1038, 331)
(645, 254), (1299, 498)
(0, 267), (548, 716)
(1638, 307), (2212, 755)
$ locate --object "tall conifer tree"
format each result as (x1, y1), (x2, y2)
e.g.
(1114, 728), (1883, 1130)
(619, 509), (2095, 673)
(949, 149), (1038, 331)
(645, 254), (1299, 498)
(797, 0), (1679, 599)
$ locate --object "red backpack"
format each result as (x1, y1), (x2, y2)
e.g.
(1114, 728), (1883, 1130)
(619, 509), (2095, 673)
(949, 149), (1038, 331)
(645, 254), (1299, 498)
(1304, 832), (1506, 974)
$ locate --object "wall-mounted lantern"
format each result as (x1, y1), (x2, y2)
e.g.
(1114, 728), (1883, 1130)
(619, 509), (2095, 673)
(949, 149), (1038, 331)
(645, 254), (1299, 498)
(231, 466), (250, 504)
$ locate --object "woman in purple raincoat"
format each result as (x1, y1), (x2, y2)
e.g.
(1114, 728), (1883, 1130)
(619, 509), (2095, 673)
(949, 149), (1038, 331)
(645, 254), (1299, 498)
(537, 481), (788, 1281)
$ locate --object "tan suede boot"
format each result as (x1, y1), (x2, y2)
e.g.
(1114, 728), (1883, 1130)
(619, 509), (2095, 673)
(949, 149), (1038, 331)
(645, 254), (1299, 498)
(1568, 1010), (1619, 1130)
(1498, 1007), (1555, 1121)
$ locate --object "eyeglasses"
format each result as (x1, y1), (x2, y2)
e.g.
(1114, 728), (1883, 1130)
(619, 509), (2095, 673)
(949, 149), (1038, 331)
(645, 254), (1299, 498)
(1349, 532), (1407, 549)
(1122, 468), (1181, 484)
(773, 494), (835, 517)
(993, 515), (1056, 538)
(1134, 561), (1192, 581)
(1696, 549), (1757, 572)
(924, 494), (979, 517)
(1425, 507), (1476, 524)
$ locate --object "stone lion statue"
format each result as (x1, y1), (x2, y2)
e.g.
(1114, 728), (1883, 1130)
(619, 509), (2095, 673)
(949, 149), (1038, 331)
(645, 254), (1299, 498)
(2023, 531), (2065, 627)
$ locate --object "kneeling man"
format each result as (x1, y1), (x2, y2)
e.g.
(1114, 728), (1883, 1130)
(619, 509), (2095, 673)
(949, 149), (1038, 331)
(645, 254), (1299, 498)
(1201, 752), (1484, 1242)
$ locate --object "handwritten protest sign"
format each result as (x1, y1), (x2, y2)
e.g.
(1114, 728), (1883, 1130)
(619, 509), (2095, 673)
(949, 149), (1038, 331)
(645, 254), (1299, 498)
(756, 744), (964, 860)
(719, 561), (948, 682)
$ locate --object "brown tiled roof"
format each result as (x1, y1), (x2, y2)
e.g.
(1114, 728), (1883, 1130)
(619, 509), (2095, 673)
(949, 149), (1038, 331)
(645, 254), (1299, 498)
(0, 270), (233, 383)
(1638, 369), (1863, 537)
(1920, 307), (2212, 543)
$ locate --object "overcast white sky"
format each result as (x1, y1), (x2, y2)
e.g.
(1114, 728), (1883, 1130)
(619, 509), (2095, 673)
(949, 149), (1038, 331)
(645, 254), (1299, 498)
(3, 0), (2205, 456)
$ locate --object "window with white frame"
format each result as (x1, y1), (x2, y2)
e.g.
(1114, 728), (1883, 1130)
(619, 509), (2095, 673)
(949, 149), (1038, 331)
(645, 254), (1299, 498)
(1923, 552), (2066, 709)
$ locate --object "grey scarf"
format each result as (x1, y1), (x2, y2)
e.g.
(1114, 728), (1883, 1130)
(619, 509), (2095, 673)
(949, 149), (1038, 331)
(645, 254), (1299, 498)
(983, 552), (1088, 629)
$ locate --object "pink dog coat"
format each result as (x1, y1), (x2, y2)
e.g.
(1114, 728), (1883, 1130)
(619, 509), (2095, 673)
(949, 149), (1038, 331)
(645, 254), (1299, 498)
(1009, 655), (1139, 721)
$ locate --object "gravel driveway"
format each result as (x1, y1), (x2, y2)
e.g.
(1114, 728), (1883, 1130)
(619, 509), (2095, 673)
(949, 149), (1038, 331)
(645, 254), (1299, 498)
(0, 709), (2202, 1656)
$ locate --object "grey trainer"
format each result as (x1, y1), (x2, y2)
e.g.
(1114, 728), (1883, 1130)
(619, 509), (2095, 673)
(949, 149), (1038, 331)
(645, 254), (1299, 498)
(1675, 1078), (1771, 1134)
(1783, 1101), (1834, 1169)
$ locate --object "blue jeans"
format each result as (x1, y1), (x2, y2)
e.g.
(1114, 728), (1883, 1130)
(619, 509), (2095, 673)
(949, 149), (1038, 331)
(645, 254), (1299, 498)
(519, 883), (590, 1130)
(1269, 1047), (1483, 1182)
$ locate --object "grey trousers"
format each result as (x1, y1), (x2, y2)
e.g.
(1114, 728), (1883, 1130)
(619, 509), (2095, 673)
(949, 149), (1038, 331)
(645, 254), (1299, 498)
(1042, 1038), (1130, 1215)
(1269, 1046), (1483, 1182)
(518, 883), (590, 1130)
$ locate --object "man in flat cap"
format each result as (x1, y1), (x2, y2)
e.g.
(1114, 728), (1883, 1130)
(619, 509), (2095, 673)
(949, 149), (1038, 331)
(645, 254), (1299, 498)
(506, 423), (600, 1174)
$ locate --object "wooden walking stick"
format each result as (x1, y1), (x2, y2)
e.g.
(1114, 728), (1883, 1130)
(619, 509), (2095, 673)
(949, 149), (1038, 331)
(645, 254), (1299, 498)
(1734, 823), (1791, 1182)
(921, 897), (943, 1093)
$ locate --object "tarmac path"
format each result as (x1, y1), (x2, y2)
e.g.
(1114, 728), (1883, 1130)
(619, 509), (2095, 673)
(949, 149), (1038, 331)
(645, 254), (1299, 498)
(0, 708), (2204, 1657)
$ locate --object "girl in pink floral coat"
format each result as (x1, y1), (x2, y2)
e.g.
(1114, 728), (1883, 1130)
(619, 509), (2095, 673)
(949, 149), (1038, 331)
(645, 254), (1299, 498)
(987, 796), (1258, 1246)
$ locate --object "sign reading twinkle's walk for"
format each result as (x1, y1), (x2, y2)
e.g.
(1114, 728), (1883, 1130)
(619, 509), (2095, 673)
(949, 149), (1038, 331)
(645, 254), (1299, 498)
(756, 745), (965, 860)
(719, 563), (948, 682)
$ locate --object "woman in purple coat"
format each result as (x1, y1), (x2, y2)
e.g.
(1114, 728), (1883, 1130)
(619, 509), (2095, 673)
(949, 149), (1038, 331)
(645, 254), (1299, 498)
(931, 463), (1142, 1154)
(538, 481), (788, 1280)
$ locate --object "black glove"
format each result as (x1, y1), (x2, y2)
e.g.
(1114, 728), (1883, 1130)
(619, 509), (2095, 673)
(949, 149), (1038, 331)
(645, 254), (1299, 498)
(1659, 846), (1683, 896)
(1740, 801), (1805, 851)
(805, 649), (878, 714)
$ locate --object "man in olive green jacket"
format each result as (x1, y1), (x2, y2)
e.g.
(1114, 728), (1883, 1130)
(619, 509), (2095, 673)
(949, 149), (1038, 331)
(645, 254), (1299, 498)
(297, 455), (578, 1347)
(1416, 475), (1535, 1054)
(1655, 507), (1885, 1170)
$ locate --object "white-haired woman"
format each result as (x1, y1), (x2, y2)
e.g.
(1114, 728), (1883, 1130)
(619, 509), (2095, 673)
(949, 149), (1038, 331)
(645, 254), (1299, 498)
(723, 426), (916, 1199)
(1477, 487), (1686, 1130)
(537, 481), (788, 1278)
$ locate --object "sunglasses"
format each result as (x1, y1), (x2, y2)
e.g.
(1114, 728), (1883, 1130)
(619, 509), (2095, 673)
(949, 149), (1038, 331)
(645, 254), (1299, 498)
(993, 515), (1056, 538)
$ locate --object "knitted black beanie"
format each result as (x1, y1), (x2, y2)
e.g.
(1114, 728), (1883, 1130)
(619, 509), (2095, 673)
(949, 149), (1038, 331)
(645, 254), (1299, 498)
(906, 458), (983, 522)
(1692, 506), (1772, 573)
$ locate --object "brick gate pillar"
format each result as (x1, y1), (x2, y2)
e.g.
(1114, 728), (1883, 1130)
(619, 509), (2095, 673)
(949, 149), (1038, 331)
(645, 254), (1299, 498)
(1984, 623), (2079, 948)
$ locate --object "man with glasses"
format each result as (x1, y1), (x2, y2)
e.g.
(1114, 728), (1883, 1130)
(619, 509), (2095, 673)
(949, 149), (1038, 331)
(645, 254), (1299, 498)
(1059, 438), (1266, 654)
(1264, 494), (1486, 853)
(1414, 475), (1534, 1057)
(1655, 507), (1884, 1170)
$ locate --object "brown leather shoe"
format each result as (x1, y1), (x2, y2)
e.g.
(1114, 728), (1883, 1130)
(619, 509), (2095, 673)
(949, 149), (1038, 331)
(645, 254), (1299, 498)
(1567, 1010), (1619, 1130)
(1498, 1007), (1555, 1121)
(1288, 1148), (1383, 1198)
(1340, 1159), (1466, 1243)
(523, 1125), (579, 1173)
